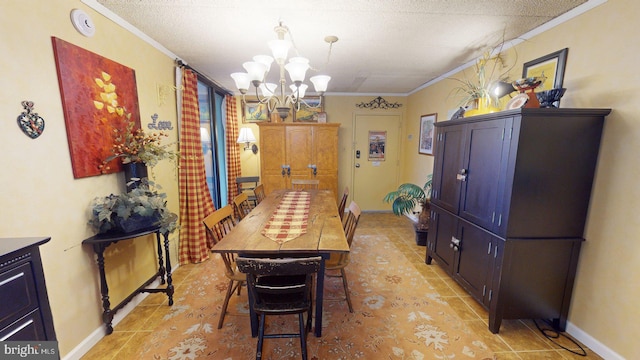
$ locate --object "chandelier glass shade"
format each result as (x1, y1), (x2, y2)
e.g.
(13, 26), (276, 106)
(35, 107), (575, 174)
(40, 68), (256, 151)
(230, 22), (334, 120)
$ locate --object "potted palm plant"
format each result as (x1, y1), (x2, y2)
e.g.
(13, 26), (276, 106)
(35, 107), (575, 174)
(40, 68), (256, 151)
(383, 174), (432, 245)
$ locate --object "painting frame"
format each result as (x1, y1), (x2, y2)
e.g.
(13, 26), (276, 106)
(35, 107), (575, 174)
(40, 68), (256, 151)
(522, 48), (568, 95)
(368, 131), (386, 161)
(242, 100), (270, 122)
(52, 37), (141, 179)
(294, 96), (323, 122)
(419, 113), (437, 156)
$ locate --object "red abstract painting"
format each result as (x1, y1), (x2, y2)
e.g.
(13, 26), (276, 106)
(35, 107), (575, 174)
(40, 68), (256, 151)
(52, 37), (141, 178)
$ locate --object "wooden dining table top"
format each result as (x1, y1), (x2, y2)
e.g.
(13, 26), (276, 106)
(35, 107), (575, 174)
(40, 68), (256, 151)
(210, 189), (349, 255)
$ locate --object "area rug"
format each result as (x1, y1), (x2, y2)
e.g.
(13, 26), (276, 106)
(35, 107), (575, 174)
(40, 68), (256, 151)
(135, 230), (495, 359)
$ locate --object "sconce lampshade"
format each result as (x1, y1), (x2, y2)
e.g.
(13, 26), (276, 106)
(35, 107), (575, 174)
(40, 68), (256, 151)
(237, 127), (256, 144)
(237, 127), (258, 154)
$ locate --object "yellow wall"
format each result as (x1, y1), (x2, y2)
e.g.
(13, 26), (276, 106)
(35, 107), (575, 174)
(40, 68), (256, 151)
(409, 0), (638, 357)
(0, 0), (180, 356)
(2, 0), (638, 358)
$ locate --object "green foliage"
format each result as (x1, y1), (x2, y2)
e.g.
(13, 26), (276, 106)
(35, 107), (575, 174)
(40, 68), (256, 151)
(383, 174), (433, 218)
(89, 178), (178, 234)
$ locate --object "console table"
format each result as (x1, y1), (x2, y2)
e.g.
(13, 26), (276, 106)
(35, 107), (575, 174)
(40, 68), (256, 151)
(83, 227), (174, 334)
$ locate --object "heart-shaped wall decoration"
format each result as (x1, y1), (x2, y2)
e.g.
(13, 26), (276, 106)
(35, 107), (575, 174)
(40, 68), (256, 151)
(17, 101), (45, 139)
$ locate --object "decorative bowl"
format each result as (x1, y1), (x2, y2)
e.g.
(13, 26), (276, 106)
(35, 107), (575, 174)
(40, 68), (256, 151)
(536, 88), (567, 108)
(512, 76), (546, 92)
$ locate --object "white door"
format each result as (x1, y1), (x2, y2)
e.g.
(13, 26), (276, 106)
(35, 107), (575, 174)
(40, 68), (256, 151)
(352, 114), (401, 211)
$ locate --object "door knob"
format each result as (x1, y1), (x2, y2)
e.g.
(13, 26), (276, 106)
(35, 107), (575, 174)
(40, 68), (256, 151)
(355, 163), (360, 168)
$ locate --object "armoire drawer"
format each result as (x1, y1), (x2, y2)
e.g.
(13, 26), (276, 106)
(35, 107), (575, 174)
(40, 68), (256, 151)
(0, 261), (38, 328)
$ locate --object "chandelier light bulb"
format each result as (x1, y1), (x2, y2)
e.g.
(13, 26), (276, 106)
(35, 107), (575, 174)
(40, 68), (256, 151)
(290, 83), (308, 99)
(230, 72), (250, 93)
(285, 61), (309, 84)
(253, 55), (274, 73)
(259, 83), (278, 97)
(268, 39), (291, 62)
(242, 61), (267, 84)
(310, 75), (331, 93)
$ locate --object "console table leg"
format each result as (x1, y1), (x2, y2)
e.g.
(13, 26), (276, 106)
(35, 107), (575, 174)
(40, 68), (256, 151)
(156, 232), (166, 284)
(93, 244), (114, 334)
(163, 232), (174, 306)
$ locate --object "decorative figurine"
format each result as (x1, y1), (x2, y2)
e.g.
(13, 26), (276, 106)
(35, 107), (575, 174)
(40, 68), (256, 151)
(17, 101), (45, 139)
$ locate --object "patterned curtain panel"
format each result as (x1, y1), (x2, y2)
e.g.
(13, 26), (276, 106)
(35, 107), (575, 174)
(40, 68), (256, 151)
(225, 95), (241, 205)
(178, 69), (216, 264)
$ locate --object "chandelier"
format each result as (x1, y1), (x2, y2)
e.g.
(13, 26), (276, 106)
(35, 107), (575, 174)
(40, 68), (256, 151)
(230, 22), (337, 121)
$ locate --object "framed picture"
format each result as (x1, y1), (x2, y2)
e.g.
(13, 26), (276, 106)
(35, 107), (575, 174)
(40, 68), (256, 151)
(294, 96), (323, 122)
(522, 48), (568, 92)
(52, 37), (141, 178)
(243, 100), (269, 122)
(419, 113), (437, 155)
(368, 131), (386, 161)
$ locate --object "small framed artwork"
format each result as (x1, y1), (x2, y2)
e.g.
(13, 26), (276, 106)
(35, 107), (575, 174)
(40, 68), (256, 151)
(368, 131), (386, 161)
(294, 96), (323, 122)
(243, 100), (269, 122)
(522, 48), (568, 92)
(419, 113), (437, 156)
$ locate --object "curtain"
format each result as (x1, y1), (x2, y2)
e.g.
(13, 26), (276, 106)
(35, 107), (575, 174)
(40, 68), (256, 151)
(225, 95), (241, 205)
(178, 69), (216, 264)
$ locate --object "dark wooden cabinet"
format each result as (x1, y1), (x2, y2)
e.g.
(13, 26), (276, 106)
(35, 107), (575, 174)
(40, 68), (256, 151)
(0, 237), (56, 341)
(426, 108), (610, 333)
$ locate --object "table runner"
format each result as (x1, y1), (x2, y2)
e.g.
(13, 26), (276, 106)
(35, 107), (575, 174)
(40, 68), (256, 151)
(261, 191), (310, 244)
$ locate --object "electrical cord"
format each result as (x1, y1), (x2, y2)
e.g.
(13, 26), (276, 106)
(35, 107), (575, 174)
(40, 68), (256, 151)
(533, 319), (587, 356)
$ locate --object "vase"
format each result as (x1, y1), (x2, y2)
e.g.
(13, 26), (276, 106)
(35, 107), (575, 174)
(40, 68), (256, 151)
(465, 96), (501, 117)
(115, 213), (161, 233)
(123, 162), (148, 192)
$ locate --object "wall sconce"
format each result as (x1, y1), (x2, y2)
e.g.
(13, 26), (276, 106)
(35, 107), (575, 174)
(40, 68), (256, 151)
(237, 127), (258, 154)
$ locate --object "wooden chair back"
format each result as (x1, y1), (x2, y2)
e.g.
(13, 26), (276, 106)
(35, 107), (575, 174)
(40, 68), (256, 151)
(254, 183), (266, 204)
(343, 201), (362, 247)
(236, 176), (259, 205)
(236, 256), (321, 311)
(232, 192), (252, 220)
(337, 186), (349, 220)
(291, 178), (319, 190)
(202, 205), (239, 280)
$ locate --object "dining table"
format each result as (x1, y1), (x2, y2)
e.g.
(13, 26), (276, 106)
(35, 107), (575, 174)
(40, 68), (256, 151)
(210, 189), (348, 337)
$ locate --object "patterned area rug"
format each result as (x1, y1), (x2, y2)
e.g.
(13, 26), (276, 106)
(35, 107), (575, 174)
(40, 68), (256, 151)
(136, 230), (495, 359)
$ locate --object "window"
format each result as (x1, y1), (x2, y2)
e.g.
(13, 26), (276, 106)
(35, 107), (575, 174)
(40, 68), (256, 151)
(198, 78), (228, 208)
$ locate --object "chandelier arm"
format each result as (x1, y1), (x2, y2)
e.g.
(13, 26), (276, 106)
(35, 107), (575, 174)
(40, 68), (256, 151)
(299, 96), (323, 109)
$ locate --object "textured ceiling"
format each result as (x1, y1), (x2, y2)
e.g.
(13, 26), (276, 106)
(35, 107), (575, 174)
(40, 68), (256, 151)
(93, 0), (589, 95)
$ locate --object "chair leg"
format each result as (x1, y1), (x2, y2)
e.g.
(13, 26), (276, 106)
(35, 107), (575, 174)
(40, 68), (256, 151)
(340, 269), (354, 313)
(256, 313), (266, 360)
(218, 279), (235, 329)
(298, 313), (308, 360)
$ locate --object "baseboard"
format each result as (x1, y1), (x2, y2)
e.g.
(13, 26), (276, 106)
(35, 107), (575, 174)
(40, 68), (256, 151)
(566, 321), (625, 360)
(62, 264), (179, 360)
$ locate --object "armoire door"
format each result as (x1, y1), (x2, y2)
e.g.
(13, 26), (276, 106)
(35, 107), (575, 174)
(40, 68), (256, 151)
(431, 124), (465, 214)
(459, 118), (511, 231)
(259, 125), (287, 194)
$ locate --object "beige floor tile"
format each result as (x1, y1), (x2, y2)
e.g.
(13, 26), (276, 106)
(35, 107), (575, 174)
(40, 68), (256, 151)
(497, 320), (555, 352)
(114, 305), (159, 332)
(493, 351), (523, 359)
(465, 319), (513, 353)
(80, 331), (135, 360)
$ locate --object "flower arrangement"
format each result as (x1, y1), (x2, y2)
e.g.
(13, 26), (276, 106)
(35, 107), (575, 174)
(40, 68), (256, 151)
(98, 120), (178, 173)
(449, 40), (515, 109)
(88, 178), (179, 234)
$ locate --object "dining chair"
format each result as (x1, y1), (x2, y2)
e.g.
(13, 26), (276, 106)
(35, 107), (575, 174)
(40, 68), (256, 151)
(337, 186), (349, 221)
(236, 176), (259, 206)
(236, 256), (321, 360)
(232, 192), (252, 220)
(291, 178), (319, 190)
(254, 183), (266, 205)
(325, 201), (361, 312)
(202, 204), (245, 329)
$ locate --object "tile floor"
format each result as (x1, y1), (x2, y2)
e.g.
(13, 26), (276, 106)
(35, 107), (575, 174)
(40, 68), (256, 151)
(81, 213), (603, 360)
